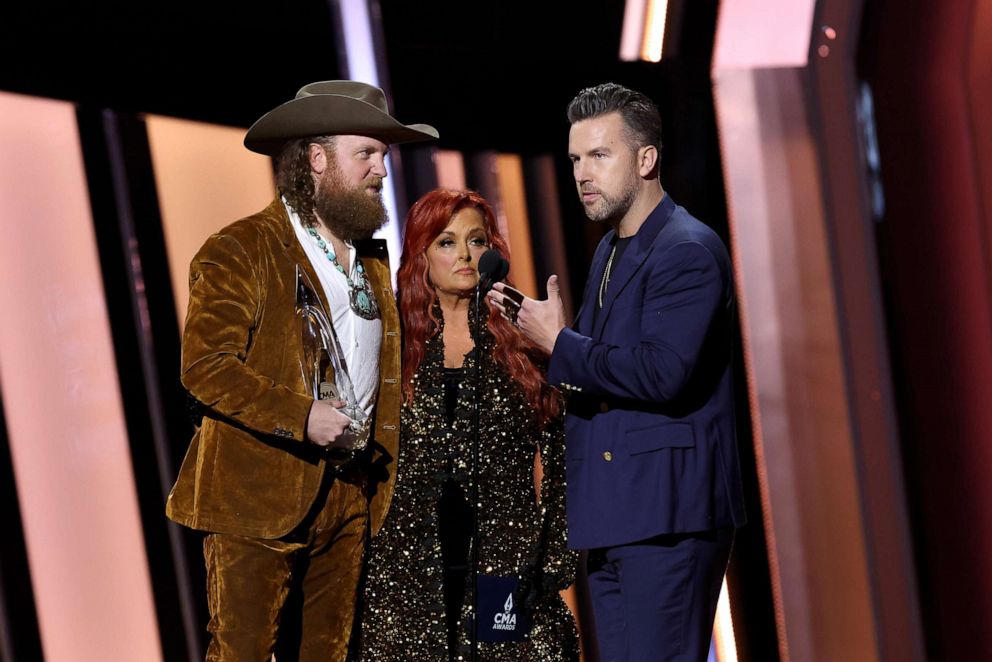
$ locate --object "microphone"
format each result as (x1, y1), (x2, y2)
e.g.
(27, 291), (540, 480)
(477, 248), (509, 296)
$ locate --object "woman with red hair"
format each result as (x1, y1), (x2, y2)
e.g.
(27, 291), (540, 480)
(359, 189), (578, 660)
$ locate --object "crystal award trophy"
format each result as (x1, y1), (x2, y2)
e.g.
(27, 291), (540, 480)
(296, 266), (369, 453)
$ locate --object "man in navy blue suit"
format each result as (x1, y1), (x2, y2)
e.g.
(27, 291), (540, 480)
(489, 83), (746, 661)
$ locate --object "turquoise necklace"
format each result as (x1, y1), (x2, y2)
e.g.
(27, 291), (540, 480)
(306, 226), (381, 320)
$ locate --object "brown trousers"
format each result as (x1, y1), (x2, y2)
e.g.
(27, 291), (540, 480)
(203, 472), (368, 662)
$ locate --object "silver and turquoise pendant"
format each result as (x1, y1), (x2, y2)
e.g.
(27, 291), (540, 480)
(349, 268), (380, 320)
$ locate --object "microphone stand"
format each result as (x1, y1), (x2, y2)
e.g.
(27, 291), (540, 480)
(469, 282), (484, 662)
(467, 250), (505, 662)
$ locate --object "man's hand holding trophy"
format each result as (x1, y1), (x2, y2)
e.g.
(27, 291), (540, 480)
(296, 266), (371, 456)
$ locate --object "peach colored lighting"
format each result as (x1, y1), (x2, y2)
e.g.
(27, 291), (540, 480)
(619, 0), (668, 62)
(434, 150), (467, 191)
(0, 91), (162, 661)
(713, 0), (816, 69)
(642, 0), (670, 62)
(713, 578), (739, 662)
(620, 0), (649, 61)
(495, 154), (538, 298)
(144, 115), (276, 329)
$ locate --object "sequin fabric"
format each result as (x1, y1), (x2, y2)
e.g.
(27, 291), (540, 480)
(359, 312), (578, 661)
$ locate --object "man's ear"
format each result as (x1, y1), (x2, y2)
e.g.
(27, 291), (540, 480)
(309, 143), (327, 175)
(637, 145), (659, 179)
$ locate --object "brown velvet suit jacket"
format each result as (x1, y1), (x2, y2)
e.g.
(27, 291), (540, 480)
(165, 198), (401, 539)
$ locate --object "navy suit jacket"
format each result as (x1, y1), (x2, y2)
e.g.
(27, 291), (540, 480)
(548, 195), (746, 549)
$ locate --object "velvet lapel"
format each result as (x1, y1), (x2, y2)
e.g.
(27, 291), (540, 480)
(591, 195), (676, 340)
(265, 198), (333, 318)
(574, 233), (615, 336)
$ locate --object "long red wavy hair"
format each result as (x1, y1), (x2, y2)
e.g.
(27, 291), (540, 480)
(398, 188), (561, 425)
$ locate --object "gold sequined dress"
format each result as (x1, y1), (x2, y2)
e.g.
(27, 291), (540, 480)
(359, 315), (579, 661)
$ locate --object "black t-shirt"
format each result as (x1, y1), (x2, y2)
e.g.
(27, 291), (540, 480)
(592, 234), (634, 328)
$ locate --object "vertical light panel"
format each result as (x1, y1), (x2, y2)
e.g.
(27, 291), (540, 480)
(620, 0), (649, 61)
(713, 4), (881, 657)
(435, 150), (467, 191)
(715, 1), (929, 661)
(144, 115), (275, 328)
(522, 155), (574, 319)
(641, 0), (670, 62)
(495, 154), (538, 297)
(0, 91), (162, 661)
(713, 579), (739, 662)
(713, 0), (816, 69)
(968, 0), (992, 290)
(620, 0), (670, 63)
(335, 0), (403, 277)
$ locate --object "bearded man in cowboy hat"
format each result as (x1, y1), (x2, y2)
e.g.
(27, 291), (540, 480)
(166, 80), (437, 661)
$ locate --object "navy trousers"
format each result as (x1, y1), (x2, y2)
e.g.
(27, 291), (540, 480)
(586, 527), (734, 662)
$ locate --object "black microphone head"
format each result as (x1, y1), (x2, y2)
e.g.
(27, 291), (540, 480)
(478, 249), (509, 294)
(478, 249), (507, 280)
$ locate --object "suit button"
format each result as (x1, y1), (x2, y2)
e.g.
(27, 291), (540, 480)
(603, 451), (613, 462)
(599, 402), (609, 413)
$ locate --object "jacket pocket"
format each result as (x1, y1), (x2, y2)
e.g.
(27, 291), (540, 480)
(625, 422), (695, 455)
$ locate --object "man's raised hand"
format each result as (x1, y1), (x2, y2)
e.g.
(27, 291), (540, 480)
(487, 275), (566, 354)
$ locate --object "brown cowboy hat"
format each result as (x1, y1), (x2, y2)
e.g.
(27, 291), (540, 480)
(244, 80), (439, 155)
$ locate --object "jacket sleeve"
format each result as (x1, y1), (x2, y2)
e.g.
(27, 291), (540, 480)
(548, 240), (727, 402)
(180, 233), (314, 441)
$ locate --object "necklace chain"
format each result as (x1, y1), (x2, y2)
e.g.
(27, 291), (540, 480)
(306, 227), (381, 321)
(597, 244), (617, 308)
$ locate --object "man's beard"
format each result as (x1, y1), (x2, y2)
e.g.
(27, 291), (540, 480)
(313, 169), (389, 241)
(580, 168), (640, 224)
